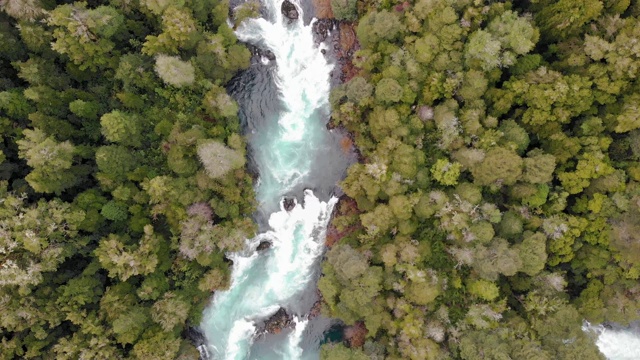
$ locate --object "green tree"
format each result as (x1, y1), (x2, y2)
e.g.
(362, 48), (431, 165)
(431, 158), (462, 186)
(95, 145), (137, 185)
(142, 6), (198, 55)
(48, 3), (124, 70)
(516, 232), (548, 276)
(132, 329), (182, 359)
(151, 292), (190, 331)
(331, 0), (357, 21)
(233, 1), (261, 24)
(100, 110), (143, 147)
(557, 151), (615, 194)
(459, 70), (488, 101)
(356, 10), (403, 49)
(465, 30), (502, 71)
(0, 89), (32, 120)
(17, 128), (83, 194)
(473, 238), (522, 280)
(499, 120), (530, 154)
(203, 85), (239, 118)
(345, 76), (373, 106)
(468, 279), (500, 301)
(95, 226), (161, 281)
(113, 306), (150, 345)
(375, 78), (403, 103)
(320, 343), (368, 360)
(536, 0), (604, 41)
(522, 151), (556, 184)
(470, 147), (523, 187)
(326, 244), (368, 284)
(69, 99), (100, 120)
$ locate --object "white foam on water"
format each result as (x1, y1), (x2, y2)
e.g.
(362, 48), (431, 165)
(233, 0), (333, 205)
(583, 322), (640, 360)
(201, 0), (340, 358)
(283, 317), (309, 359)
(225, 319), (257, 360)
(201, 191), (338, 359)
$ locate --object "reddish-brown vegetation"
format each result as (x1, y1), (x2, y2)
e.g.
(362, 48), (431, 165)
(313, 0), (334, 18)
(325, 196), (361, 247)
(337, 22), (359, 82)
(343, 321), (368, 348)
(340, 135), (353, 154)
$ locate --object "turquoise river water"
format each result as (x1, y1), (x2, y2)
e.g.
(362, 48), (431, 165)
(199, 0), (640, 358)
(200, 0), (353, 358)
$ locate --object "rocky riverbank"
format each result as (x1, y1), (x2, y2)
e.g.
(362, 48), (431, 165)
(259, 308), (295, 335)
(325, 196), (362, 247)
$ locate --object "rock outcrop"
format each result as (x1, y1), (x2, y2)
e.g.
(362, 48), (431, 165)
(264, 49), (276, 60)
(247, 45), (276, 62)
(262, 308), (294, 334)
(312, 19), (334, 42)
(281, 0), (298, 20)
(283, 197), (296, 211)
(257, 240), (272, 251)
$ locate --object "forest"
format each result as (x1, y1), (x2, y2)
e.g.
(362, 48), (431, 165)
(319, 0), (640, 359)
(0, 0), (257, 358)
(0, 0), (639, 359)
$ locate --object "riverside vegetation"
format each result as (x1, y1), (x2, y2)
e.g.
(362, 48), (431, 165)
(318, 0), (640, 359)
(1, 0), (639, 359)
(0, 0), (257, 358)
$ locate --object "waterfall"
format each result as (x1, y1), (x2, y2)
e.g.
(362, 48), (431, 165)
(200, 0), (354, 358)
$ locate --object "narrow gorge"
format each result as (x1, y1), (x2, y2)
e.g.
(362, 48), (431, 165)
(200, 0), (354, 358)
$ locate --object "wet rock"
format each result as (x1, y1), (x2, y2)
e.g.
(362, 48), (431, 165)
(309, 291), (322, 319)
(283, 197), (296, 211)
(312, 19), (332, 41)
(264, 49), (276, 60)
(248, 45), (276, 61)
(281, 0), (298, 20)
(263, 308), (294, 334)
(197, 344), (210, 360)
(183, 326), (206, 346)
(257, 241), (271, 251)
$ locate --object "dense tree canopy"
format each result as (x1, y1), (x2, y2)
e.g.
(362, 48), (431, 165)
(2, 0), (640, 358)
(0, 0), (256, 358)
(320, 0), (640, 358)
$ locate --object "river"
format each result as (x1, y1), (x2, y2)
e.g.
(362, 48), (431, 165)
(199, 0), (354, 358)
(584, 321), (640, 360)
(198, 0), (640, 358)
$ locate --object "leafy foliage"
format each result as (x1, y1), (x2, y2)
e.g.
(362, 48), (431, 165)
(319, 0), (639, 358)
(0, 1), (254, 357)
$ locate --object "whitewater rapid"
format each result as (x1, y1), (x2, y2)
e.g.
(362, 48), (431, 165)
(200, 0), (353, 358)
(583, 322), (640, 360)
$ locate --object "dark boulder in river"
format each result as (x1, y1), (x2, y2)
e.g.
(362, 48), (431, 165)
(281, 0), (298, 20)
(264, 49), (276, 60)
(262, 308), (294, 334)
(184, 326), (206, 346)
(257, 241), (272, 251)
(312, 19), (333, 41)
(283, 197), (296, 211)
